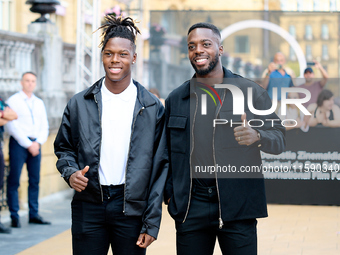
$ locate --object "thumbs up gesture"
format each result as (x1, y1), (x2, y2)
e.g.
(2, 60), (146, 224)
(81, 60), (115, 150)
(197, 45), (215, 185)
(233, 113), (260, 146)
(69, 166), (89, 192)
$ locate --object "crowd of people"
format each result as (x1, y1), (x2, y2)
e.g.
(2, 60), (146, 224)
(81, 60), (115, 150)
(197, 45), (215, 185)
(0, 14), (338, 255)
(260, 52), (340, 130)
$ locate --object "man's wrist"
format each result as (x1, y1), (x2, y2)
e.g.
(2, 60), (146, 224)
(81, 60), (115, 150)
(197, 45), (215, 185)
(255, 130), (261, 141)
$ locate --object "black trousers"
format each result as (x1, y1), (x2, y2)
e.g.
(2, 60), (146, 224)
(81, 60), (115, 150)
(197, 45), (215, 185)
(7, 137), (41, 219)
(71, 184), (145, 255)
(0, 143), (4, 214)
(0, 142), (4, 191)
(176, 185), (257, 255)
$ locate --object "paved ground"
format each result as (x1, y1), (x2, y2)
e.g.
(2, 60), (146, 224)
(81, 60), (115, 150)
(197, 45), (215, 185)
(0, 190), (73, 255)
(1, 190), (339, 255)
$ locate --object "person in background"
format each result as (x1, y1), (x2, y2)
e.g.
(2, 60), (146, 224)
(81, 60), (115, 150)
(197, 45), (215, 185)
(0, 99), (17, 234)
(261, 52), (295, 79)
(298, 61), (329, 108)
(307, 89), (340, 128)
(261, 52), (294, 101)
(6, 72), (50, 228)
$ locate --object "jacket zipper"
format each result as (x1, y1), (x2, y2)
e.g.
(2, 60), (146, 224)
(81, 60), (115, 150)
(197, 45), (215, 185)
(123, 105), (145, 214)
(94, 94), (104, 202)
(182, 92), (198, 223)
(213, 89), (227, 229)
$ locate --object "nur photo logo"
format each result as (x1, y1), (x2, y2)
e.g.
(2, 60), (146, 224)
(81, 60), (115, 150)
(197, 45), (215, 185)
(197, 83), (223, 115)
(198, 83), (312, 128)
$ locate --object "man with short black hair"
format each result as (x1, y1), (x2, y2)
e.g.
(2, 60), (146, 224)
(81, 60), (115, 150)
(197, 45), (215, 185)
(299, 60), (328, 108)
(164, 22), (285, 255)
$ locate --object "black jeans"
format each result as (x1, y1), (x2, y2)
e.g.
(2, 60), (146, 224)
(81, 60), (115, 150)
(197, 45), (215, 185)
(175, 185), (257, 255)
(0, 142), (4, 214)
(71, 184), (145, 255)
(0, 142), (4, 191)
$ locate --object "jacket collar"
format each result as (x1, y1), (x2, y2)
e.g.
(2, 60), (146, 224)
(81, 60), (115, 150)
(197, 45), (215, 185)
(182, 66), (233, 99)
(84, 77), (156, 108)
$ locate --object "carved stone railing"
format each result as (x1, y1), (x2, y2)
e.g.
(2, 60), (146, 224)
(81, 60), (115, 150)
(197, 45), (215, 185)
(0, 28), (77, 131)
(0, 30), (43, 99)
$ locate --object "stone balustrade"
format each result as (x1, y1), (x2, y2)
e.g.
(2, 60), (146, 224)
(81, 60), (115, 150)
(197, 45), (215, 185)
(0, 28), (76, 131)
(0, 27), (76, 206)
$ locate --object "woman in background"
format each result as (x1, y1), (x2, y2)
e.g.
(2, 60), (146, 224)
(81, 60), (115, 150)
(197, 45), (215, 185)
(307, 89), (340, 127)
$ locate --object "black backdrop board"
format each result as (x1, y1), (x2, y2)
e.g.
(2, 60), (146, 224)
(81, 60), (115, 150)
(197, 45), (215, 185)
(263, 127), (340, 205)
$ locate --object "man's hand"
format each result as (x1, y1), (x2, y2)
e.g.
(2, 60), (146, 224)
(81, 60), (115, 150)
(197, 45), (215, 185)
(233, 113), (260, 146)
(2, 107), (18, 120)
(136, 233), (156, 248)
(267, 62), (276, 74)
(314, 60), (322, 70)
(69, 166), (89, 192)
(295, 120), (303, 128)
(28, 141), (40, 157)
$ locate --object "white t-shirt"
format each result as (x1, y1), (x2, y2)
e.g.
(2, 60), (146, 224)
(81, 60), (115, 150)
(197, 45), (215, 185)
(99, 79), (137, 185)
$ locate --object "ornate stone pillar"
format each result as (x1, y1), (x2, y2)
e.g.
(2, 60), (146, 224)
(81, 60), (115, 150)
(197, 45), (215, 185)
(27, 23), (66, 130)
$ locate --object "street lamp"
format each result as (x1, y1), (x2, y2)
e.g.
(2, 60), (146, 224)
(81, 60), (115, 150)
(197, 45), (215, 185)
(26, 0), (60, 23)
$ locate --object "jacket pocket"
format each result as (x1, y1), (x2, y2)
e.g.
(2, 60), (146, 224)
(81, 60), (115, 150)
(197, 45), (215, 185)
(167, 116), (187, 154)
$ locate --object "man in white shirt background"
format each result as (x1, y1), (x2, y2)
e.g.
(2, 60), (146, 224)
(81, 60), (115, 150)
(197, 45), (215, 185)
(6, 72), (50, 228)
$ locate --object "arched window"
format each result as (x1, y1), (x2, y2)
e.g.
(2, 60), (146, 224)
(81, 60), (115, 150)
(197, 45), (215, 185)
(306, 45), (312, 61)
(321, 24), (329, 40)
(289, 25), (296, 39)
(305, 25), (313, 40)
(322, 44), (329, 60)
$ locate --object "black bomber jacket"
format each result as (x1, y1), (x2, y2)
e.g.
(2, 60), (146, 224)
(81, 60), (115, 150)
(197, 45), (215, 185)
(164, 67), (286, 225)
(54, 78), (168, 239)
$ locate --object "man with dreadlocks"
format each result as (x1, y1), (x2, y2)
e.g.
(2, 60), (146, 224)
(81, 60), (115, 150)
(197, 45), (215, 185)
(54, 16), (168, 255)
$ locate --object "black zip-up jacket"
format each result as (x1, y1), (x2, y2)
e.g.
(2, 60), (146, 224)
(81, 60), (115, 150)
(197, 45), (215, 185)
(54, 78), (168, 238)
(164, 67), (285, 225)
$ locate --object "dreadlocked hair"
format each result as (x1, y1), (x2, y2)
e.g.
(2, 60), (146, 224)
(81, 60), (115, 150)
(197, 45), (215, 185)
(97, 15), (141, 52)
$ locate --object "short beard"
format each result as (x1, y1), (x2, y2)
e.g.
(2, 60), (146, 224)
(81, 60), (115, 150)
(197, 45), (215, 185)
(191, 52), (219, 76)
